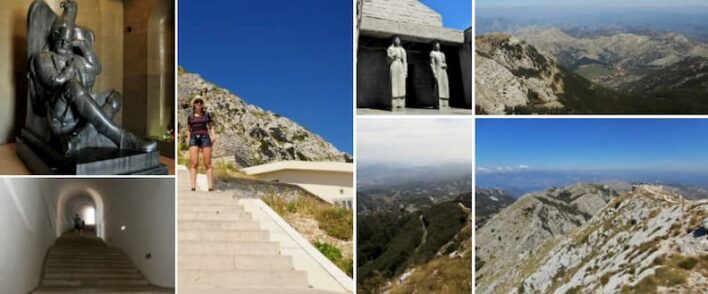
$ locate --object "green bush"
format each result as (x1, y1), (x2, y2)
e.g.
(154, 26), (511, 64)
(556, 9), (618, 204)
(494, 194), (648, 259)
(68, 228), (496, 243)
(314, 240), (353, 276)
(677, 257), (698, 270)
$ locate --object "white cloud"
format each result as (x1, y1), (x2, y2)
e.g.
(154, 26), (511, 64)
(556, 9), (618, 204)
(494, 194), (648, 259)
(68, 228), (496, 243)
(357, 118), (473, 166)
(478, 164), (530, 174)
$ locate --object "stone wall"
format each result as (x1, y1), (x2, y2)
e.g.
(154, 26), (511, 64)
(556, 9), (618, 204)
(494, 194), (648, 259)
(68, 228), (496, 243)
(460, 28), (473, 107)
(361, 0), (441, 27)
(0, 0), (124, 144)
(124, 0), (175, 139)
(217, 177), (324, 204)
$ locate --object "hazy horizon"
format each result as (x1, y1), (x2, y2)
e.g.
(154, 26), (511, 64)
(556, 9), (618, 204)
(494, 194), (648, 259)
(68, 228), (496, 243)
(476, 5), (708, 41)
(357, 119), (473, 167)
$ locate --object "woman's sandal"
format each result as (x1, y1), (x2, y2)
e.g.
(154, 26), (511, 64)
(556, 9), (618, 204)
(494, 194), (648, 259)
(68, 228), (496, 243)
(208, 188), (214, 192)
(190, 188), (196, 192)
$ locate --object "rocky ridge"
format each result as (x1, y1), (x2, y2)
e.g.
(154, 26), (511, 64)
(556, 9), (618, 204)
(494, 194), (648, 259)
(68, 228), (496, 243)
(475, 33), (565, 114)
(476, 184), (708, 294)
(476, 183), (621, 293)
(178, 69), (349, 167)
(475, 187), (516, 229)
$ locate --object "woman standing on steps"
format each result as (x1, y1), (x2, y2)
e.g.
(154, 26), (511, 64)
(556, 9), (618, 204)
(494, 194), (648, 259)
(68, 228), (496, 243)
(187, 96), (217, 192)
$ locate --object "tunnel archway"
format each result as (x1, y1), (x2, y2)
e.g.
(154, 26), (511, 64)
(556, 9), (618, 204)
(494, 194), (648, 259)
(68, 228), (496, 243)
(56, 187), (105, 239)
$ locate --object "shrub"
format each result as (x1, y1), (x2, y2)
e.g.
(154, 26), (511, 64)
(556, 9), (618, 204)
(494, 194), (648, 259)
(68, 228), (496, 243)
(316, 207), (353, 241)
(677, 257), (698, 270)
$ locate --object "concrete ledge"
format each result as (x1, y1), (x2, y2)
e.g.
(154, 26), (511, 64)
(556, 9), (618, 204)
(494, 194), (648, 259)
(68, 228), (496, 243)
(360, 17), (464, 44)
(239, 199), (353, 293)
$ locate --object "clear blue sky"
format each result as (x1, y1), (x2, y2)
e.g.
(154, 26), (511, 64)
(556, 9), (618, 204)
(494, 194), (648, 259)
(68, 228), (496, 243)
(179, 0), (353, 154)
(420, 0), (471, 30)
(478, 0), (708, 8)
(477, 119), (708, 171)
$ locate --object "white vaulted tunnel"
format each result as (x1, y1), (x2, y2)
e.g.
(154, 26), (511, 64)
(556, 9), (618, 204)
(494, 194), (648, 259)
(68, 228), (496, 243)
(0, 178), (175, 293)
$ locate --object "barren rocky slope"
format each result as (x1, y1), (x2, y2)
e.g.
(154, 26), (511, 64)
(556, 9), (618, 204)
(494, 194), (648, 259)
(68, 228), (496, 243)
(475, 33), (565, 114)
(475, 188), (516, 229)
(177, 68), (349, 166)
(476, 184), (708, 294)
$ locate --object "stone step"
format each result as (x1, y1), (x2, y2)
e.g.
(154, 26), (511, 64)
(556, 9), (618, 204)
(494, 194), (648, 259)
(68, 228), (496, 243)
(45, 258), (134, 264)
(178, 269), (309, 289)
(179, 205), (245, 213)
(179, 197), (243, 204)
(41, 278), (149, 287)
(43, 267), (140, 274)
(179, 230), (270, 242)
(178, 200), (245, 207)
(48, 252), (125, 257)
(179, 241), (280, 255)
(47, 253), (128, 259)
(45, 263), (137, 269)
(178, 220), (262, 231)
(178, 255), (293, 271)
(32, 286), (173, 294)
(43, 272), (145, 280)
(178, 288), (338, 294)
(179, 212), (252, 221)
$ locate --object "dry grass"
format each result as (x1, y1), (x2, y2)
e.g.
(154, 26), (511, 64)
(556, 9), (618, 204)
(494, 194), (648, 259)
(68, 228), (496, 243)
(263, 193), (353, 276)
(389, 254), (472, 294)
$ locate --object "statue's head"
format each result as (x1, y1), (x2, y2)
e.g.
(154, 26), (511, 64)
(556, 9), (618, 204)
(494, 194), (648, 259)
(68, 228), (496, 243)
(393, 36), (401, 46)
(51, 20), (73, 55)
(50, 0), (78, 55)
(433, 41), (441, 51)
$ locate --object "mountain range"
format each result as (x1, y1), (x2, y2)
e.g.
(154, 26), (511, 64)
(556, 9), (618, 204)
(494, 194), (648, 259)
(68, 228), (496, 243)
(177, 68), (350, 166)
(475, 183), (708, 293)
(475, 27), (708, 114)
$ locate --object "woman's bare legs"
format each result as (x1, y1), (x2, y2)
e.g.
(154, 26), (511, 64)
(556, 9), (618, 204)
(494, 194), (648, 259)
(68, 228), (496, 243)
(203, 146), (213, 190)
(189, 146), (200, 190)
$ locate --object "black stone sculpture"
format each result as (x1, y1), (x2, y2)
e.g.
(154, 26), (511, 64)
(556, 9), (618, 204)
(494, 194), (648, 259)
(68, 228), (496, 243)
(17, 0), (167, 175)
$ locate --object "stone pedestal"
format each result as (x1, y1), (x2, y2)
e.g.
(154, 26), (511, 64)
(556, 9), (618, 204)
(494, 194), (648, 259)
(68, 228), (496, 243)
(17, 129), (167, 175)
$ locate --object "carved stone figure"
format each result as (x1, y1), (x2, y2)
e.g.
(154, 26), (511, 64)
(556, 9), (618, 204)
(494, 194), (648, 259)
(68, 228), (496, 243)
(18, 0), (165, 175)
(387, 36), (407, 111)
(430, 41), (449, 109)
(27, 0), (156, 154)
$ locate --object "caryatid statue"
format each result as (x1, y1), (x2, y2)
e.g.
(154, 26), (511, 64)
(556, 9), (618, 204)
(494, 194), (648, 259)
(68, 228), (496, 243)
(28, 0), (156, 154)
(430, 41), (450, 109)
(387, 36), (407, 111)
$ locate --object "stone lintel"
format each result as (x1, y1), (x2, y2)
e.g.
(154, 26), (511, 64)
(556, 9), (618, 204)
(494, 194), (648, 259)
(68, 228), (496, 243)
(360, 17), (464, 45)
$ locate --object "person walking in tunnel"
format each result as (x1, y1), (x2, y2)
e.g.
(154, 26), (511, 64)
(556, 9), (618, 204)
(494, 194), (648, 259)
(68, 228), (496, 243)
(186, 95), (217, 192)
(73, 213), (82, 235)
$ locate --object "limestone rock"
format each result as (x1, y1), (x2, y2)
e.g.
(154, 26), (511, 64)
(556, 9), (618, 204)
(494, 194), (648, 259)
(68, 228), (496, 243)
(477, 184), (708, 294)
(178, 69), (349, 167)
(475, 33), (565, 114)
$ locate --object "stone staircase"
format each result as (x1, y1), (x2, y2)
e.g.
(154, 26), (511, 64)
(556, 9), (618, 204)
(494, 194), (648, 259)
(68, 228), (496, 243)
(32, 234), (172, 293)
(178, 170), (321, 293)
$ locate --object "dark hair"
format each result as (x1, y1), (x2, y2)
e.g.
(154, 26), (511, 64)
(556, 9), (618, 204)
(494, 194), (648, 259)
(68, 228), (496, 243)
(192, 98), (205, 114)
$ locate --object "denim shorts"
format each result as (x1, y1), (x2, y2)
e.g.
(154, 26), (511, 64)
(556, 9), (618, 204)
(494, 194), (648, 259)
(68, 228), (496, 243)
(189, 134), (212, 148)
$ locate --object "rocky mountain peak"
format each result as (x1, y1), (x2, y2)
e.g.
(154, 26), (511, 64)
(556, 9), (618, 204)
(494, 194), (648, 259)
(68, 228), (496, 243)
(178, 69), (349, 167)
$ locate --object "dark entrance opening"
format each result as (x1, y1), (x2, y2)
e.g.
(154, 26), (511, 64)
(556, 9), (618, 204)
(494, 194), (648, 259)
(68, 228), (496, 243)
(357, 36), (466, 110)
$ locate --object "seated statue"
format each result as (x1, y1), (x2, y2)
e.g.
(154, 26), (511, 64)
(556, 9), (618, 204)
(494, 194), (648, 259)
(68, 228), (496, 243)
(26, 0), (156, 155)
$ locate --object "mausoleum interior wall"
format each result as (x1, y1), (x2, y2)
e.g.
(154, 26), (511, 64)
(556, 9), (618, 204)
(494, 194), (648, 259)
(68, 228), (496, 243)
(124, 0), (175, 140)
(357, 36), (467, 109)
(0, 0), (124, 145)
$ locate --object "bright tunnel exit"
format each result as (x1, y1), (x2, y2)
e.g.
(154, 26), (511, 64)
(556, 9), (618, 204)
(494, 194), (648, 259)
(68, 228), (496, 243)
(80, 205), (96, 225)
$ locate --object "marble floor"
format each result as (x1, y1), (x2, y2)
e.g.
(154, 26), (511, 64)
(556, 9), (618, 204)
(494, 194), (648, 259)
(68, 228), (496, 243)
(0, 144), (175, 175)
(357, 107), (472, 115)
